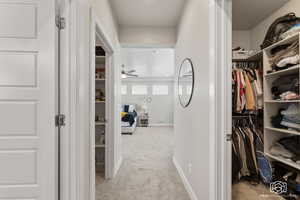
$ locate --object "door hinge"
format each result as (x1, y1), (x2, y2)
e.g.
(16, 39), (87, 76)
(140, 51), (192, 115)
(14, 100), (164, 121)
(226, 134), (232, 142)
(56, 16), (66, 30)
(56, 114), (66, 127)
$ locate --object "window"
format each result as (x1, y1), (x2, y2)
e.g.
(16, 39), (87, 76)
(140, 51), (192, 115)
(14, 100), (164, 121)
(121, 85), (127, 95)
(132, 85), (148, 95)
(152, 85), (169, 95)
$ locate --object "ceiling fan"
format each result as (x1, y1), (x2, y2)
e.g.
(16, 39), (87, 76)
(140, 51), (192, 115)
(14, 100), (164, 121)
(121, 64), (138, 78)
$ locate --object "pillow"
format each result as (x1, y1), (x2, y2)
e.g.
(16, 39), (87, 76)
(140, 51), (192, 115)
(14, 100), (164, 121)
(122, 104), (135, 112)
(121, 112), (127, 118)
(128, 105), (135, 112)
(123, 105), (129, 112)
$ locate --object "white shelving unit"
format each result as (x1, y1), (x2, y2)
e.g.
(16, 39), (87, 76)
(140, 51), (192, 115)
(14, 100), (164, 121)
(95, 46), (106, 174)
(95, 100), (105, 104)
(95, 122), (105, 126)
(263, 33), (300, 171)
(95, 144), (105, 148)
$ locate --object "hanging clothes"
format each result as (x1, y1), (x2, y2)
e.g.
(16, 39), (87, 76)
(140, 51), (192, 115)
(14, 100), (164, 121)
(232, 117), (263, 182)
(232, 65), (263, 114)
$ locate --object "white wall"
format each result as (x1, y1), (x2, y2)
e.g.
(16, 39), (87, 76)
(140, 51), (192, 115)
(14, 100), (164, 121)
(250, 0), (300, 50)
(232, 30), (251, 50)
(122, 48), (175, 77)
(119, 25), (177, 47)
(174, 0), (212, 199)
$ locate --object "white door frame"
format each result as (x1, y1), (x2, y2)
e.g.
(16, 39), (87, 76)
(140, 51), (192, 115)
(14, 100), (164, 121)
(58, 1), (78, 200)
(59, 2), (116, 200)
(212, 0), (232, 200)
(89, 7), (115, 200)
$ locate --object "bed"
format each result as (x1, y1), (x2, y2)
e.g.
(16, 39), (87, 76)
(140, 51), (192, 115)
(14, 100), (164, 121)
(121, 104), (137, 135)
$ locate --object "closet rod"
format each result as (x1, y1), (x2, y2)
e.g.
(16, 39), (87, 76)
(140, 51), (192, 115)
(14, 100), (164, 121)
(232, 115), (253, 119)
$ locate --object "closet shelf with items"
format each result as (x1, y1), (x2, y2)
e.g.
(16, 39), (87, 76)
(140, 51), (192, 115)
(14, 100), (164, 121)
(265, 127), (300, 136)
(95, 45), (107, 177)
(264, 64), (299, 78)
(232, 50), (263, 62)
(263, 32), (300, 171)
(96, 55), (106, 64)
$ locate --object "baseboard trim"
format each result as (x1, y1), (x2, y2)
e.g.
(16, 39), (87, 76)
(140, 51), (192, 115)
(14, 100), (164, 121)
(149, 123), (173, 127)
(114, 157), (123, 177)
(173, 157), (198, 200)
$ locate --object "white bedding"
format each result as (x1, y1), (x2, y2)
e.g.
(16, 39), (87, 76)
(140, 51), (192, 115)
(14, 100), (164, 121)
(121, 117), (137, 134)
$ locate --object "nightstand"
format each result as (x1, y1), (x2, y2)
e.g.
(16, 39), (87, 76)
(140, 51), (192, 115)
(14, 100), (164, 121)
(139, 113), (149, 127)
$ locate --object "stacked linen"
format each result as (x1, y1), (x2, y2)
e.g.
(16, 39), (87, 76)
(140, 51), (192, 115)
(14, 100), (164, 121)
(270, 136), (300, 163)
(271, 74), (299, 101)
(271, 104), (300, 131)
(280, 23), (300, 40)
(268, 41), (299, 73)
(281, 104), (300, 131)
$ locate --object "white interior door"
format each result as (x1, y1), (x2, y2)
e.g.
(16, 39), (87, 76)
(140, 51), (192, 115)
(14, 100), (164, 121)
(0, 0), (57, 199)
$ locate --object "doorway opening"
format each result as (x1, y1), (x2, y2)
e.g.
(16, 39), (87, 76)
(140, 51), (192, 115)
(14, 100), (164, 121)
(230, 0), (300, 199)
(89, 12), (116, 199)
(94, 47), (190, 199)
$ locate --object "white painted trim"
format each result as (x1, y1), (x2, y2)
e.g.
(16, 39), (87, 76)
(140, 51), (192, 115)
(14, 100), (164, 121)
(173, 157), (198, 200)
(121, 43), (175, 48)
(60, 1), (118, 200)
(114, 157), (123, 177)
(89, 9), (96, 200)
(209, 1), (217, 199)
(89, 8), (115, 200)
(149, 123), (173, 127)
(122, 77), (175, 82)
(60, 1), (80, 200)
(212, 1), (232, 200)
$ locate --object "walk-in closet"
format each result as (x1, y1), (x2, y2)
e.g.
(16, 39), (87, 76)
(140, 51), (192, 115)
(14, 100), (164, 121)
(232, 0), (300, 199)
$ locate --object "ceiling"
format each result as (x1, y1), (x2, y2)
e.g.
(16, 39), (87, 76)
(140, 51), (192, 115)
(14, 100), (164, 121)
(110, 0), (186, 27)
(233, 0), (289, 30)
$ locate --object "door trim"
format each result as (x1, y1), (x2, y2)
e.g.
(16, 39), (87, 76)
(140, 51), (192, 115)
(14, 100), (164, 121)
(60, 2), (117, 200)
(89, 7), (115, 200)
(59, 1), (78, 200)
(212, 0), (232, 200)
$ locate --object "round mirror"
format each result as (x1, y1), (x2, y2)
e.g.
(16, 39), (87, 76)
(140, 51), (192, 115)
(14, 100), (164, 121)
(178, 58), (195, 108)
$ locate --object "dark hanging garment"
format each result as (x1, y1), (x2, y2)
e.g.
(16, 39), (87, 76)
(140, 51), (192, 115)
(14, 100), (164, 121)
(261, 13), (300, 49)
(232, 145), (242, 182)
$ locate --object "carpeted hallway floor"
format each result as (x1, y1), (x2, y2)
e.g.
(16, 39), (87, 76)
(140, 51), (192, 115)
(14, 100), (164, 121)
(96, 127), (190, 200)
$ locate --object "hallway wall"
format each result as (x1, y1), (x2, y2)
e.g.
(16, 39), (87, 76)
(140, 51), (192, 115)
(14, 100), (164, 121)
(174, 0), (212, 199)
(119, 25), (177, 47)
(232, 30), (251, 50)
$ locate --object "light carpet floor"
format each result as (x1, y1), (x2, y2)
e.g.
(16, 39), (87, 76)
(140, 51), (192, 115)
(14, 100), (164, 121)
(96, 127), (190, 200)
(232, 182), (284, 200)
